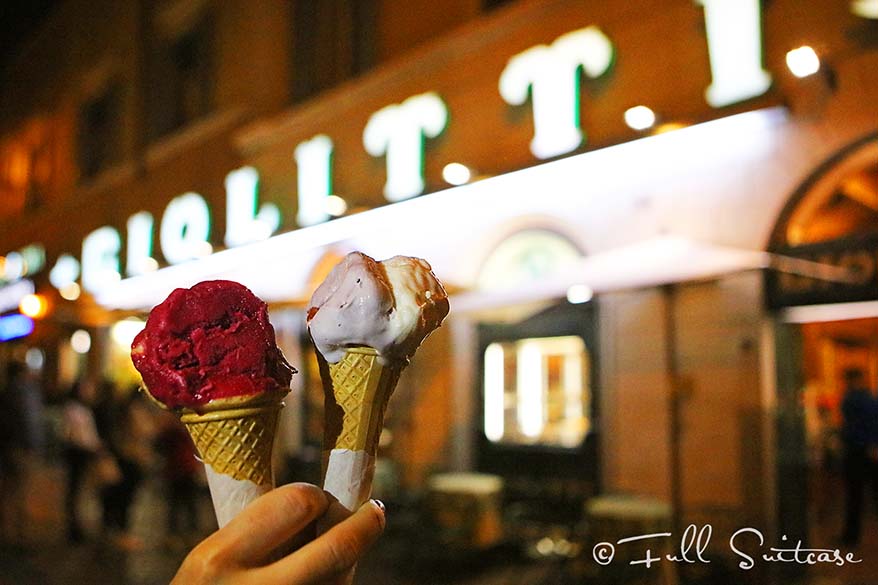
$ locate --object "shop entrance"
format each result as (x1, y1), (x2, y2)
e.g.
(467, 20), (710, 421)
(797, 316), (878, 545)
(775, 311), (878, 582)
(769, 133), (878, 578)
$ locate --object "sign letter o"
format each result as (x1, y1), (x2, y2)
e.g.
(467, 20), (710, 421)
(160, 192), (211, 265)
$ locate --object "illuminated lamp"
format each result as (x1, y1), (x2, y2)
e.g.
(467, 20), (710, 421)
(785, 46), (820, 78)
(326, 195), (348, 217)
(59, 282), (81, 301)
(111, 318), (145, 347)
(654, 122), (689, 135)
(25, 347), (44, 369)
(624, 106), (657, 131)
(442, 163), (472, 186)
(19, 294), (48, 319)
(851, 0), (878, 19)
(70, 329), (91, 354)
(3, 251), (26, 280)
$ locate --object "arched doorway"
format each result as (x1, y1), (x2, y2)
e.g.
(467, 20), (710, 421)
(768, 133), (878, 568)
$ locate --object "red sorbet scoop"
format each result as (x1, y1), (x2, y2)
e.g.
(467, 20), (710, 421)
(131, 280), (294, 410)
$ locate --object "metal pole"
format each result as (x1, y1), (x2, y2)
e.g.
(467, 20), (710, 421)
(662, 284), (684, 539)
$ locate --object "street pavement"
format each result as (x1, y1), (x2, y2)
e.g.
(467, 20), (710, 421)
(2, 460), (876, 585)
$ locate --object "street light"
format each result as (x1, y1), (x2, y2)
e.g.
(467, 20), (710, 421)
(19, 294), (48, 319)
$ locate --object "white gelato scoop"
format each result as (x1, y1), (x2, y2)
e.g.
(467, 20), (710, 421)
(307, 252), (449, 363)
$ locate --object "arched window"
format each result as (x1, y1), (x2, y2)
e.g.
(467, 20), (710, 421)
(768, 134), (878, 309)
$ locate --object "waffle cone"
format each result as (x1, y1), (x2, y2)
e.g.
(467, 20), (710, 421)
(179, 393), (284, 487)
(318, 347), (405, 455)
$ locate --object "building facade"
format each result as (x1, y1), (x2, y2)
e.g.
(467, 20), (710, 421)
(2, 0), (878, 569)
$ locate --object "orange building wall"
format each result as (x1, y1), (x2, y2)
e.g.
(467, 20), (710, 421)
(376, 0), (481, 62)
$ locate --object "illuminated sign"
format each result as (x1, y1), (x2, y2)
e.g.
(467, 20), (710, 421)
(5, 7), (774, 294)
(0, 314), (34, 342)
(295, 135), (334, 227)
(768, 234), (878, 308)
(81, 226), (121, 293)
(500, 26), (615, 159)
(698, 0), (771, 107)
(126, 211), (155, 277)
(363, 92), (448, 202)
(224, 166), (280, 247)
(160, 192), (211, 265)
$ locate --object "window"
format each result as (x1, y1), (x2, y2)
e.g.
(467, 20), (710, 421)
(767, 136), (878, 309)
(78, 84), (123, 181)
(292, 0), (375, 103)
(483, 0), (516, 10)
(1, 118), (61, 215)
(483, 335), (591, 448)
(146, 8), (214, 141)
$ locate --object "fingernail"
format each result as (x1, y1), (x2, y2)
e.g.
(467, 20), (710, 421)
(369, 499), (386, 530)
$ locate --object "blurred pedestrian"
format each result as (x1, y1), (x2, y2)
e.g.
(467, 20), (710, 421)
(839, 367), (878, 547)
(155, 411), (201, 547)
(60, 380), (103, 543)
(100, 387), (157, 550)
(0, 360), (46, 545)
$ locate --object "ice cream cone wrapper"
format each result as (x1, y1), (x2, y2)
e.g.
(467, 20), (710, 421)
(319, 347), (405, 512)
(179, 394), (283, 528)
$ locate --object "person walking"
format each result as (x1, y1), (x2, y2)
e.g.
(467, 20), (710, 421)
(99, 388), (156, 550)
(0, 361), (46, 545)
(61, 380), (104, 543)
(155, 410), (202, 548)
(839, 367), (878, 547)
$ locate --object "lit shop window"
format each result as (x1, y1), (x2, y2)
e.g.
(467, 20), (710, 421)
(0, 121), (58, 216)
(483, 335), (590, 448)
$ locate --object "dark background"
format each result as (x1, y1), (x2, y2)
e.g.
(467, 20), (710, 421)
(0, 1), (57, 74)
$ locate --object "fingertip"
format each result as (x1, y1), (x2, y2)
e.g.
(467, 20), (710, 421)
(258, 495), (387, 583)
(286, 482), (328, 498)
(275, 482), (328, 511)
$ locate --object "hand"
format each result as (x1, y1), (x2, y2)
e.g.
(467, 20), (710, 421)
(173, 483), (385, 584)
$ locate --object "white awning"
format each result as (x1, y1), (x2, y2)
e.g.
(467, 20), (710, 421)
(93, 108), (794, 311)
(452, 235), (856, 311)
